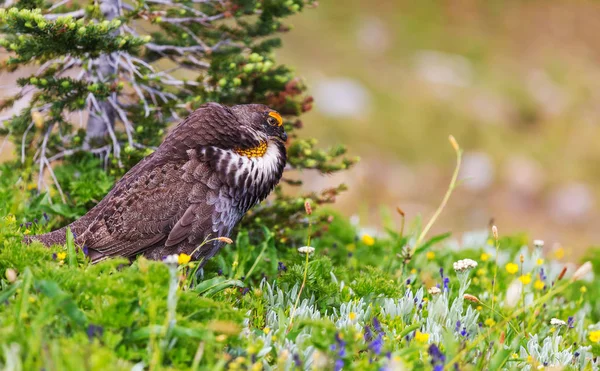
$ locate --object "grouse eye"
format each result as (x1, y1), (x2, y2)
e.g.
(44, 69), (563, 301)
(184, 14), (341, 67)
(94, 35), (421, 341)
(267, 116), (279, 126)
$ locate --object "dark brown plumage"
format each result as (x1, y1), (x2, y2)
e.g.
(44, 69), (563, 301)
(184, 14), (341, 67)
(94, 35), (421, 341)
(30, 103), (287, 264)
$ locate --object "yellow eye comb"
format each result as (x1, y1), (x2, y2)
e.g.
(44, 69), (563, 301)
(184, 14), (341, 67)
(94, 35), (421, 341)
(268, 111), (283, 126)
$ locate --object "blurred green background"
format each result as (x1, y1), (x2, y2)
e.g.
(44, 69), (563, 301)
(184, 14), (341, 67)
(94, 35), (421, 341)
(2, 0), (600, 255)
(276, 0), (600, 254)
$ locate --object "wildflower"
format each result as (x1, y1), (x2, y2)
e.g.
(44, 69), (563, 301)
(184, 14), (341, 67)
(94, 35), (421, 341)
(178, 253), (191, 265)
(505, 263), (519, 274)
(362, 234), (375, 246)
(24, 229), (31, 235)
(364, 325), (373, 342)
(589, 330), (600, 343)
(463, 294), (480, 303)
(533, 240), (544, 249)
(428, 344), (446, 370)
(572, 261), (592, 281)
(550, 318), (566, 327)
(297, 246), (315, 255)
(426, 251), (435, 260)
(87, 324), (104, 341)
(519, 274), (532, 285)
(5, 215), (16, 224)
(536, 258), (544, 266)
(372, 317), (383, 333)
(581, 286), (587, 293)
(263, 327), (270, 334)
(533, 280), (545, 290)
(277, 261), (287, 272)
(484, 318), (496, 327)
(428, 286), (441, 295)
(554, 247), (565, 260)
(56, 252), (67, 261)
(415, 331), (429, 343)
(568, 317), (574, 328)
(369, 333), (384, 355)
(480, 253), (489, 261)
(453, 259), (477, 272)
(348, 312), (357, 321)
(443, 277), (449, 291)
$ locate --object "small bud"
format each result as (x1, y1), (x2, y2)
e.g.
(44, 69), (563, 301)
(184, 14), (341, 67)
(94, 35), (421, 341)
(217, 237), (233, 244)
(304, 200), (312, 215)
(448, 135), (459, 152)
(463, 294), (480, 303)
(557, 266), (568, 281)
(572, 261), (592, 282)
(492, 225), (498, 240)
(5, 268), (17, 283)
(519, 254), (524, 263)
(396, 206), (405, 217)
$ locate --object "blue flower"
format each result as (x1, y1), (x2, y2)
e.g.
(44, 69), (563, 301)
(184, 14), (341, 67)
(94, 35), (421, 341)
(293, 353), (302, 367)
(369, 333), (384, 355)
(334, 358), (344, 371)
(443, 277), (450, 291)
(428, 343), (446, 369)
(568, 316), (574, 328)
(87, 324), (104, 341)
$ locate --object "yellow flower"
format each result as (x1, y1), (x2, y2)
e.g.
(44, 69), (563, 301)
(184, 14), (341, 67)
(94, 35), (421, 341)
(28, 297), (36, 303)
(533, 280), (545, 291)
(24, 229), (31, 235)
(263, 327), (270, 335)
(589, 330), (600, 343)
(476, 305), (482, 311)
(349, 312), (357, 321)
(536, 258), (544, 266)
(549, 327), (556, 333)
(519, 274), (531, 285)
(362, 234), (375, 246)
(505, 263), (519, 275)
(56, 252), (67, 261)
(178, 253), (191, 265)
(581, 286), (588, 293)
(480, 253), (490, 262)
(346, 243), (356, 252)
(415, 331), (429, 343)
(484, 318), (496, 327)
(426, 251), (435, 260)
(512, 353), (519, 359)
(554, 247), (565, 260)
(476, 268), (486, 276)
(5, 215), (16, 224)
(410, 268), (417, 274)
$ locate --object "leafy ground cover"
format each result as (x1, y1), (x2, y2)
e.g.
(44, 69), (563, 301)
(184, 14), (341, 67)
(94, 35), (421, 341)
(2, 150), (600, 370)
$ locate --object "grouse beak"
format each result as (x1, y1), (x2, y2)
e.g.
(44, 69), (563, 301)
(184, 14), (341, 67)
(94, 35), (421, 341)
(279, 131), (288, 142)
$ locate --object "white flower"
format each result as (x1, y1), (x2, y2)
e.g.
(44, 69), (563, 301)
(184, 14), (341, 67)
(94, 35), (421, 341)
(298, 246), (315, 255)
(572, 261), (593, 282)
(163, 254), (179, 264)
(453, 259), (478, 272)
(428, 286), (441, 295)
(550, 318), (566, 327)
(533, 239), (545, 249)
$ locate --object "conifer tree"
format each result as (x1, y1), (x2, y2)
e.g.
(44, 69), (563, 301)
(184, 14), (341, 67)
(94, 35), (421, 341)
(0, 0), (356, 236)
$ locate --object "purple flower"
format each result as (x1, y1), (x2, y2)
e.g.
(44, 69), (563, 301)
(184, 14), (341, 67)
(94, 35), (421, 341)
(83, 245), (89, 256)
(334, 359), (344, 371)
(364, 325), (373, 342)
(52, 253), (57, 260)
(241, 287), (250, 296)
(34, 218), (38, 224)
(369, 333), (384, 355)
(373, 317), (383, 333)
(568, 316), (575, 329)
(278, 261), (287, 272)
(439, 268), (444, 278)
(87, 324), (104, 340)
(443, 277), (450, 291)
(43, 212), (49, 221)
(217, 269), (223, 276)
(293, 354), (302, 367)
(428, 343), (446, 368)
(455, 321), (461, 333)
(460, 327), (467, 337)
(406, 278), (411, 285)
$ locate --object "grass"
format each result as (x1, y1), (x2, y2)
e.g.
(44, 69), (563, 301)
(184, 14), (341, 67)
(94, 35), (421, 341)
(2, 138), (600, 370)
